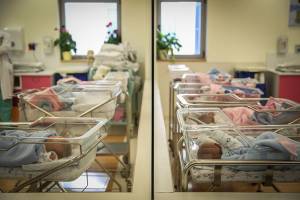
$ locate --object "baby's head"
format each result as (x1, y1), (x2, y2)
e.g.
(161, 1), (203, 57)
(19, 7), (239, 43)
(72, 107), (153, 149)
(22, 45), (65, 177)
(197, 112), (215, 124)
(197, 141), (222, 159)
(186, 112), (215, 125)
(45, 136), (72, 159)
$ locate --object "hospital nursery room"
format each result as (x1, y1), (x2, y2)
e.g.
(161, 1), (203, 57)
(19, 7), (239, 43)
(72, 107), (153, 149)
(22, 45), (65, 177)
(1, 0), (300, 200)
(154, 0), (300, 198)
(0, 0), (147, 194)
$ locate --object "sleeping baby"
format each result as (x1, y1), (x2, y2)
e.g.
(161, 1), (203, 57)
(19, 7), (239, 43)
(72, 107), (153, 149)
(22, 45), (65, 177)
(185, 103), (300, 126)
(222, 106), (300, 125)
(185, 112), (216, 125)
(195, 131), (300, 171)
(0, 130), (71, 167)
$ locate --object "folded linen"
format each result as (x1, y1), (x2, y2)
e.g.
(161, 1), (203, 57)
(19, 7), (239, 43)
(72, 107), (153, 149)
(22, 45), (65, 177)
(95, 51), (126, 62)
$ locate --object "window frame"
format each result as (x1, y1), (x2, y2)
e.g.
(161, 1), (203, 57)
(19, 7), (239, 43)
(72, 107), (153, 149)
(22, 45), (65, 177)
(157, 0), (206, 59)
(58, 0), (121, 59)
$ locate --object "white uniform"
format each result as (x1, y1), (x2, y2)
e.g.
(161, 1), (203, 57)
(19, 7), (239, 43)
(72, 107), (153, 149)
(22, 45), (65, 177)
(0, 55), (13, 100)
(0, 31), (13, 100)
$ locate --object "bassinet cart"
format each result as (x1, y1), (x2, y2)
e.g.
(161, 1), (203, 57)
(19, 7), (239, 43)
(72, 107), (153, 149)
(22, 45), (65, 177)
(18, 80), (122, 121)
(0, 117), (124, 192)
(169, 81), (263, 150)
(176, 93), (300, 131)
(176, 108), (300, 192)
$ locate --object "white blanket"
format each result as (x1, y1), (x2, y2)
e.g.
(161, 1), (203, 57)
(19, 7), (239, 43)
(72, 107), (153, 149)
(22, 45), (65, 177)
(0, 55), (13, 100)
(100, 43), (126, 53)
(95, 51), (125, 62)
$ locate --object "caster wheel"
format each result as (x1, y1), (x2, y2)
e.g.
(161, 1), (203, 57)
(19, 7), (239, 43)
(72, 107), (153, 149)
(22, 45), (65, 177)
(122, 154), (129, 165)
(120, 167), (130, 179)
(126, 180), (132, 192)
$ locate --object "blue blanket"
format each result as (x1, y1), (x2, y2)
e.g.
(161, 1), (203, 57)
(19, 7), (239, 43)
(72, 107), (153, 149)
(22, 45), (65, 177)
(0, 130), (55, 167)
(222, 132), (300, 171)
(252, 106), (300, 125)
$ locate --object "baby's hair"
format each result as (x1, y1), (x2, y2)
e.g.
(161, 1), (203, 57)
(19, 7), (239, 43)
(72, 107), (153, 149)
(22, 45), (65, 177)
(187, 112), (215, 125)
(197, 142), (222, 159)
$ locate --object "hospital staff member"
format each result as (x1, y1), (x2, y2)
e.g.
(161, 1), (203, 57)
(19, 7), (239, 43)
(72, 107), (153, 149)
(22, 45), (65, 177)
(0, 31), (13, 122)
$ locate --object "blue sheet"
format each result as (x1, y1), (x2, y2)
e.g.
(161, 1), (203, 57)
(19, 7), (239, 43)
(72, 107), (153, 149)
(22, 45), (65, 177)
(0, 130), (55, 167)
(222, 132), (300, 171)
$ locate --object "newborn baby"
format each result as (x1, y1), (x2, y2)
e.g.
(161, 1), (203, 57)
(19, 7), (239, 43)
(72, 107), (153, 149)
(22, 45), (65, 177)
(196, 135), (222, 159)
(222, 107), (257, 125)
(186, 112), (215, 125)
(43, 136), (72, 161)
(195, 131), (300, 171)
(0, 130), (71, 167)
(223, 105), (300, 125)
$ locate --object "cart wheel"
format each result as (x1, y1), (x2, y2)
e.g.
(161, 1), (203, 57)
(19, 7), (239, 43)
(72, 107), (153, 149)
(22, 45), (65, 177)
(120, 166), (130, 179)
(126, 180), (132, 192)
(122, 154), (129, 165)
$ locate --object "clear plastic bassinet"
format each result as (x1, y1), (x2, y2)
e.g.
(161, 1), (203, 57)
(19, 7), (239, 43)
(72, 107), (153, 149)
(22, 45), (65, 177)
(181, 73), (263, 97)
(19, 80), (122, 122)
(176, 93), (299, 109)
(176, 108), (300, 191)
(0, 117), (108, 192)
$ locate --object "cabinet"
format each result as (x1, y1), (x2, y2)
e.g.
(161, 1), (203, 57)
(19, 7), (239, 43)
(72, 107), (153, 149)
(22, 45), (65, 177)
(13, 73), (53, 121)
(14, 72), (54, 91)
(265, 70), (300, 103)
(20, 75), (53, 90)
(278, 76), (300, 102)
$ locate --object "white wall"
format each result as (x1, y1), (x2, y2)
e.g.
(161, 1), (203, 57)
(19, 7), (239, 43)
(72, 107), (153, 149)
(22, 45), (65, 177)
(0, 0), (62, 68)
(206, 0), (300, 63)
(122, 0), (152, 79)
(156, 0), (300, 132)
(0, 0), (151, 79)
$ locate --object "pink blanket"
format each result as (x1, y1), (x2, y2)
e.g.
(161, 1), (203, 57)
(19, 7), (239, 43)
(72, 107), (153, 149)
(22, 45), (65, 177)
(223, 107), (257, 125)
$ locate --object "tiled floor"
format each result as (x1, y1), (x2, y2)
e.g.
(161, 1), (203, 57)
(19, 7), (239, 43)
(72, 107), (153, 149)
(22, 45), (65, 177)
(62, 133), (128, 192)
(61, 172), (110, 192)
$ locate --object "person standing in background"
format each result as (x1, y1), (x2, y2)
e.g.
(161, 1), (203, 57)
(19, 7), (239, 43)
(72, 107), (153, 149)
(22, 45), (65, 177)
(0, 31), (14, 122)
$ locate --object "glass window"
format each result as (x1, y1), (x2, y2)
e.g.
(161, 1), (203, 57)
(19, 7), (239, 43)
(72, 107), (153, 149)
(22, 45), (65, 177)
(60, 0), (120, 56)
(158, 0), (206, 58)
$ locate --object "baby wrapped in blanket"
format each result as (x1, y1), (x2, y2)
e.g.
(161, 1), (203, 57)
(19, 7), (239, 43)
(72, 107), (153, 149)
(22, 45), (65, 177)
(27, 85), (75, 112)
(0, 130), (71, 167)
(222, 106), (300, 125)
(188, 98), (300, 126)
(194, 131), (300, 171)
(183, 69), (232, 85)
